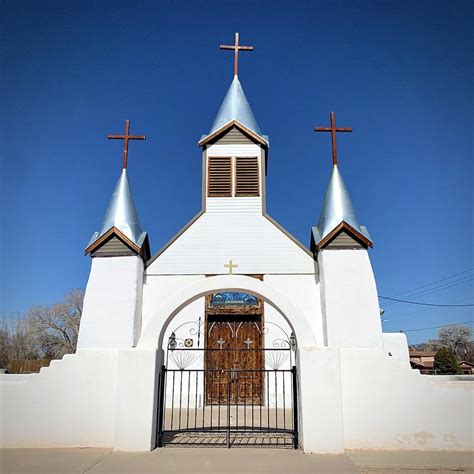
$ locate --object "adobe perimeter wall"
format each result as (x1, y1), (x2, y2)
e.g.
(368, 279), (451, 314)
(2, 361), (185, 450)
(0, 346), (472, 452)
(339, 349), (474, 451)
(0, 349), (119, 448)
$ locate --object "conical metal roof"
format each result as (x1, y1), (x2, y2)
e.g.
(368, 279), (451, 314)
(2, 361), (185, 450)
(89, 169), (144, 247)
(313, 165), (372, 247)
(208, 76), (262, 137)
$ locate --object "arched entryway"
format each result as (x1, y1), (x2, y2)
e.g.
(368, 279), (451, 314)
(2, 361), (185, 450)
(138, 275), (317, 349)
(138, 275), (317, 449)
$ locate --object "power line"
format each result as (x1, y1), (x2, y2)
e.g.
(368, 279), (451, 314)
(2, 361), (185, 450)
(383, 277), (474, 307)
(382, 269), (474, 307)
(379, 296), (474, 307)
(392, 268), (473, 297)
(400, 276), (474, 300)
(402, 320), (474, 332)
(383, 297), (474, 321)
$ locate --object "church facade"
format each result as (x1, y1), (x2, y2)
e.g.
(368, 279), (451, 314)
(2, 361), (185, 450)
(1, 37), (472, 452)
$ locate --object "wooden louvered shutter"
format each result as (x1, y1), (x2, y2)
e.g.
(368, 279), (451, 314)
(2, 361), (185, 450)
(235, 157), (259, 197)
(208, 157), (232, 197)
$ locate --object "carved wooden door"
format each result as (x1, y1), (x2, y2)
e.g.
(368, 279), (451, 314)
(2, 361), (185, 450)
(205, 315), (263, 405)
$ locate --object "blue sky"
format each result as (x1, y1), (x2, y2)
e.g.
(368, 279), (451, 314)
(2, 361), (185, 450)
(1, 0), (472, 344)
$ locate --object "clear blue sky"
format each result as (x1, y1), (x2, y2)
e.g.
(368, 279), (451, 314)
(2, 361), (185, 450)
(1, 0), (472, 344)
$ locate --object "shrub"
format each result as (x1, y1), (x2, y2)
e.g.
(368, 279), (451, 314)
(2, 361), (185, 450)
(434, 347), (461, 374)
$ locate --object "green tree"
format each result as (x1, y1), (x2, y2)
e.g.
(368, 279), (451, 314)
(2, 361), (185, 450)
(434, 347), (461, 375)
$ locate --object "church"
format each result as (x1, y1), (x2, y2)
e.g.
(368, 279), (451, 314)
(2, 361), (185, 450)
(0, 33), (472, 453)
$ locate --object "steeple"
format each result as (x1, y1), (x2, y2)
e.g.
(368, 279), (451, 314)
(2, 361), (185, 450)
(209, 76), (262, 137)
(85, 120), (150, 259)
(312, 112), (372, 251)
(98, 169), (144, 244)
(85, 169), (150, 259)
(198, 33), (268, 147)
(311, 165), (372, 251)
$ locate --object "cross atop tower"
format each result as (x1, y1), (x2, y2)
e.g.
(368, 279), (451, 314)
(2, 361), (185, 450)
(314, 112), (352, 165)
(220, 32), (254, 77)
(107, 120), (146, 170)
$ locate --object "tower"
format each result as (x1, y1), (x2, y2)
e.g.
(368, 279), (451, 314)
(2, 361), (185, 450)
(312, 112), (383, 349)
(77, 120), (150, 349)
(198, 33), (269, 216)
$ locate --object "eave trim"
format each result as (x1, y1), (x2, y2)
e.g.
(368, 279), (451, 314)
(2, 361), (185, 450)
(316, 221), (373, 251)
(198, 120), (268, 148)
(85, 226), (142, 255)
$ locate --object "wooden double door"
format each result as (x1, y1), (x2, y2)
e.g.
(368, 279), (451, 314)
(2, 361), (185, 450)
(205, 314), (264, 405)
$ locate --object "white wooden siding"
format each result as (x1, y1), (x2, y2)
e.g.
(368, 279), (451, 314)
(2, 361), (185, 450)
(207, 143), (262, 157)
(146, 211), (316, 275)
(206, 197), (262, 213)
(147, 140), (314, 275)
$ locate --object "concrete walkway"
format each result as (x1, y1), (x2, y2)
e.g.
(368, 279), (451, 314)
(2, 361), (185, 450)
(0, 448), (472, 474)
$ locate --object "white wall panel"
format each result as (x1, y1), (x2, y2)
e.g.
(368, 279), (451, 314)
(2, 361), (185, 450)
(141, 275), (204, 332)
(0, 350), (119, 447)
(147, 213), (315, 275)
(207, 143), (262, 156)
(264, 275), (323, 347)
(340, 349), (474, 450)
(206, 197), (262, 213)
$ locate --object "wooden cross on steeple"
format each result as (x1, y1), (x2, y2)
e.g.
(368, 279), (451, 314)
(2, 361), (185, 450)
(107, 120), (146, 169)
(220, 32), (254, 76)
(314, 112), (352, 165)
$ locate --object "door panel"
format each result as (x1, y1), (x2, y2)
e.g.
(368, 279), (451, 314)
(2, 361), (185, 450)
(205, 315), (263, 404)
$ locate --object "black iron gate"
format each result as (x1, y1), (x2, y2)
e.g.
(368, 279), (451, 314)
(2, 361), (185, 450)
(156, 347), (298, 448)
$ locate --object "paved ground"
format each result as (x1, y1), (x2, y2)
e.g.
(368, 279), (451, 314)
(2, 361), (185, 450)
(0, 448), (472, 474)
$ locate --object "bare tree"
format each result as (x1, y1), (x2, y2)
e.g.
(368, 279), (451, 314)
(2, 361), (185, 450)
(27, 289), (84, 359)
(438, 325), (472, 358)
(7, 317), (40, 361)
(0, 319), (11, 367)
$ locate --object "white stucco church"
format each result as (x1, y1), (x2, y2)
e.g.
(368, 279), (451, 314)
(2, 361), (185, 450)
(1, 34), (472, 453)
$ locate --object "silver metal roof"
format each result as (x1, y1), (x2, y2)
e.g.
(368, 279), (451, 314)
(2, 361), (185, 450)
(89, 169), (144, 247)
(314, 165), (371, 245)
(208, 75), (262, 137)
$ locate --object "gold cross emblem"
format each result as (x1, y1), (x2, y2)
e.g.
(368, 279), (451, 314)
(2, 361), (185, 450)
(224, 259), (238, 275)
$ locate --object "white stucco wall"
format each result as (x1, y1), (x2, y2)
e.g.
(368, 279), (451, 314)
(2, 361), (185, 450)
(141, 275), (204, 336)
(77, 256), (144, 349)
(264, 275), (323, 348)
(383, 332), (410, 365)
(319, 249), (383, 349)
(339, 349), (474, 451)
(0, 350), (119, 447)
(114, 349), (159, 451)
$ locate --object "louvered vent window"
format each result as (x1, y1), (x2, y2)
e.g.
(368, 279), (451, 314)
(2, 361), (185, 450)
(235, 157), (259, 197)
(208, 157), (232, 197)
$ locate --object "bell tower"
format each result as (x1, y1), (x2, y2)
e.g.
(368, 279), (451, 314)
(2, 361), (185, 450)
(198, 33), (269, 215)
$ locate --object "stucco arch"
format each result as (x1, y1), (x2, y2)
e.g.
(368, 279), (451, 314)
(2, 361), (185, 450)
(138, 275), (318, 349)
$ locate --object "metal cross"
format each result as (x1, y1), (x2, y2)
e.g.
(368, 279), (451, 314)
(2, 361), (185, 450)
(107, 119), (146, 169)
(244, 337), (253, 349)
(314, 112), (352, 166)
(220, 32), (254, 76)
(224, 259), (239, 275)
(217, 338), (225, 349)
